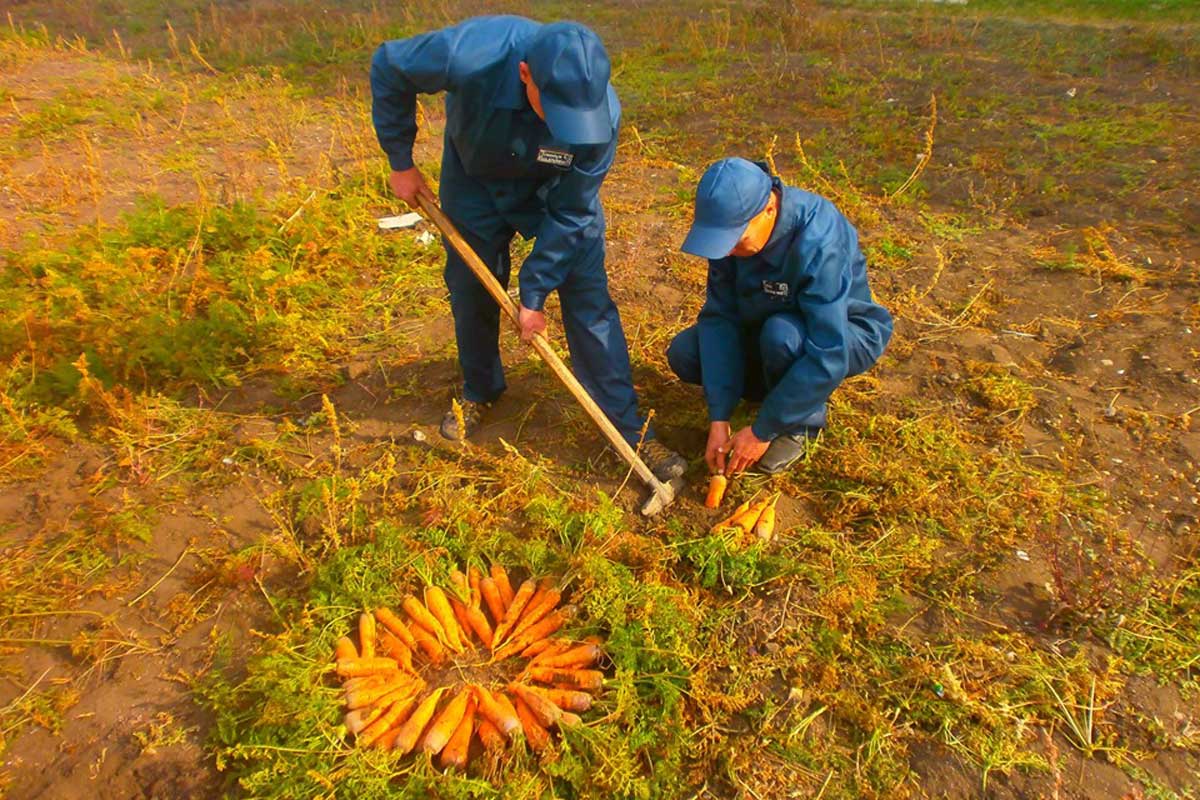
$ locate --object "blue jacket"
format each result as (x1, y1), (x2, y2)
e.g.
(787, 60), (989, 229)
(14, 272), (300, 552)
(697, 176), (893, 439)
(370, 16), (621, 312)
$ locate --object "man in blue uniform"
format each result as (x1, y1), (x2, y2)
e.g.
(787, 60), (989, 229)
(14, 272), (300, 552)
(370, 16), (685, 479)
(668, 158), (893, 475)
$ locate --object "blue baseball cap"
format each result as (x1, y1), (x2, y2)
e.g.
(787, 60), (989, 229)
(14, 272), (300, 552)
(681, 158), (773, 258)
(525, 22), (612, 146)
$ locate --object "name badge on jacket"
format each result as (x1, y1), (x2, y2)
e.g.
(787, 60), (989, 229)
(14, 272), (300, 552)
(535, 147), (574, 169)
(762, 280), (789, 298)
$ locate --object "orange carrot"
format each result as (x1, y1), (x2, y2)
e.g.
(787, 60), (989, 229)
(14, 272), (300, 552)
(425, 587), (466, 652)
(374, 606), (417, 649)
(490, 564), (515, 608)
(421, 688), (473, 755)
(391, 687), (446, 754)
(480, 577), (506, 623)
(341, 674), (391, 693)
(375, 727), (403, 751)
(712, 497), (753, 530)
(705, 474), (728, 509)
(754, 502), (776, 541)
(378, 630), (415, 672)
(467, 566), (484, 608)
(729, 498), (770, 533)
(344, 709), (370, 735)
(508, 579), (561, 642)
(449, 594), (477, 647)
(533, 643), (601, 670)
(526, 667), (603, 691)
(522, 637), (571, 661)
(358, 612), (376, 659)
(472, 684), (521, 738)
(336, 657), (398, 678)
(492, 578), (537, 647)
(438, 696), (476, 770)
(559, 711), (582, 727)
(408, 621), (447, 664)
(524, 685), (593, 712)
(344, 674), (413, 709)
(448, 569), (470, 598)
(510, 683), (562, 728)
(358, 694), (418, 748)
(402, 596), (447, 642)
(513, 694), (550, 752)
(476, 717), (505, 751)
(495, 606), (574, 661)
(464, 604), (494, 649)
(334, 636), (358, 662)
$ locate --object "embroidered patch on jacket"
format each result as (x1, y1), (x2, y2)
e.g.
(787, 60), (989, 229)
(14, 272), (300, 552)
(762, 281), (790, 298)
(535, 147), (575, 169)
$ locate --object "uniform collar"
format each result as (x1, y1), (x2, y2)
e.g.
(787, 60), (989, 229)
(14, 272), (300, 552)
(757, 179), (798, 268)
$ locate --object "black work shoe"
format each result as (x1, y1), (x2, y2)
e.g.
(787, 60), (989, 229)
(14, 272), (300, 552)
(640, 439), (687, 482)
(754, 428), (821, 474)
(439, 399), (490, 441)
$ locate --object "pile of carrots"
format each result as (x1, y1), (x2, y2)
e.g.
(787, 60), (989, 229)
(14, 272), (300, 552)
(332, 563), (604, 767)
(709, 491), (779, 541)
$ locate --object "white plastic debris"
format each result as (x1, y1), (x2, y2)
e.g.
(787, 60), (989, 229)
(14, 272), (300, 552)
(1015, 549), (1030, 562)
(416, 230), (436, 246)
(1066, 87), (1077, 98)
(412, 429), (427, 443)
(377, 212), (424, 231)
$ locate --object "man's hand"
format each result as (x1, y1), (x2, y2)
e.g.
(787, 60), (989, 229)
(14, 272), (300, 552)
(723, 426), (770, 475)
(388, 167), (436, 208)
(518, 305), (547, 342)
(705, 421), (732, 473)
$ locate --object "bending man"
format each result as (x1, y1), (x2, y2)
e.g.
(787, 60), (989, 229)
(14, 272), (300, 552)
(668, 158), (893, 475)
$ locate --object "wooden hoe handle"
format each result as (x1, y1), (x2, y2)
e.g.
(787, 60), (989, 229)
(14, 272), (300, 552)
(415, 196), (665, 496)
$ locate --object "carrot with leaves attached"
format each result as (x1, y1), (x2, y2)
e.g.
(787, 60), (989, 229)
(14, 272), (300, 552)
(378, 630), (415, 672)
(492, 578), (537, 649)
(358, 694), (418, 748)
(711, 496), (754, 530)
(522, 685), (593, 712)
(521, 636), (570, 660)
(391, 687), (447, 754)
(507, 578), (560, 642)
(476, 717), (505, 751)
(336, 657), (398, 678)
(358, 612), (376, 659)
(345, 673), (416, 709)
(531, 643), (601, 670)
(512, 693), (550, 751)
(403, 595), (447, 643)
(480, 577), (506, 623)
(467, 565), (484, 606)
(754, 498), (777, 541)
(472, 684), (520, 738)
(408, 621), (447, 664)
(421, 687), (473, 755)
(334, 636), (358, 662)
(509, 683), (563, 728)
(374, 607), (417, 650)
(438, 694), (476, 770)
(425, 586), (466, 652)
(490, 564), (515, 608)
(526, 666), (603, 691)
(494, 605), (574, 661)
(705, 474), (728, 509)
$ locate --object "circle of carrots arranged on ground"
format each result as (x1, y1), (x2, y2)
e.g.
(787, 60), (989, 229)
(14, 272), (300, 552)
(332, 563), (604, 767)
(710, 492), (779, 541)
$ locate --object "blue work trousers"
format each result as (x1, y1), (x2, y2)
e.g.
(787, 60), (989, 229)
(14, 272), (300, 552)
(439, 143), (648, 445)
(666, 311), (881, 432)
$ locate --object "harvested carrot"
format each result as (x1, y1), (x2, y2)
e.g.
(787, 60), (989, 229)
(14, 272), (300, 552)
(495, 606), (574, 661)
(448, 569), (469, 598)
(375, 727), (403, 751)
(421, 687), (473, 755)
(508, 579), (561, 643)
(559, 711), (582, 727)
(409, 621), (447, 664)
(492, 578), (536, 647)
(510, 683), (562, 728)
(425, 587), (466, 652)
(467, 566), (484, 607)
(533, 643), (601, 670)
(391, 687), (446, 754)
(712, 497), (753, 529)
(490, 564), (515, 608)
(463, 604), (494, 649)
(402, 596), (447, 643)
(472, 684), (521, 738)
(513, 694), (550, 752)
(526, 666), (603, 691)
(524, 685), (593, 713)
(521, 636), (569, 660)
(359, 612), (377, 659)
(336, 657), (398, 678)
(729, 498), (770, 533)
(448, 594), (476, 647)
(438, 696), (476, 769)
(342, 674), (391, 693)
(378, 630), (415, 672)
(476, 717), (505, 751)
(480, 577), (506, 623)
(705, 474), (728, 509)
(344, 709), (370, 735)
(754, 502), (776, 541)
(359, 695), (418, 748)
(345, 674), (412, 709)
(374, 607), (417, 649)
(334, 636), (358, 662)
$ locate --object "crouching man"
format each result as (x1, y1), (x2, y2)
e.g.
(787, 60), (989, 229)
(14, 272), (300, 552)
(668, 158), (893, 475)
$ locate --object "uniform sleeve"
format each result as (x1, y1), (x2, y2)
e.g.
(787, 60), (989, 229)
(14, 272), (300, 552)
(752, 215), (853, 440)
(370, 29), (460, 172)
(517, 136), (613, 311)
(696, 258), (744, 422)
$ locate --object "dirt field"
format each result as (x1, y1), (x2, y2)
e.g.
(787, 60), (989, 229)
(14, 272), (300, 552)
(0, 1), (1197, 798)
